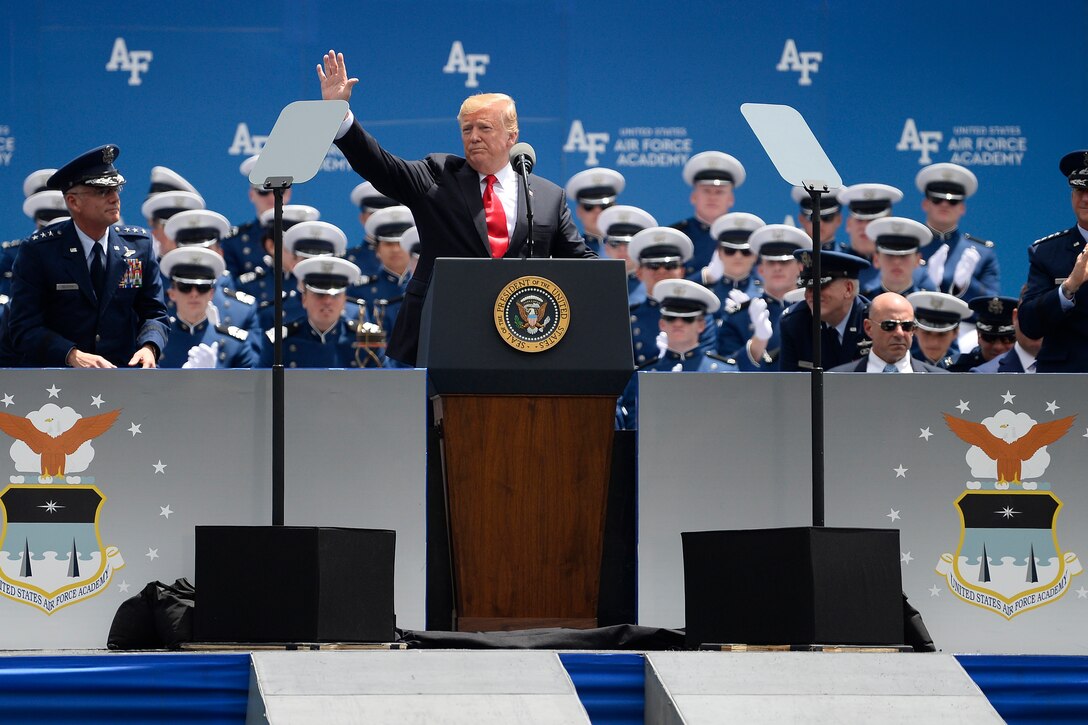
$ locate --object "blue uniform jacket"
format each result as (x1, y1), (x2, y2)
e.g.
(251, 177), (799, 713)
(258, 317), (368, 368)
(1019, 226), (1088, 372)
(778, 295), (870, 372)
(159, 317), (256, 369)
(920, 229), (1000, 299)
(220, 218), (266, 280)
(716, 292), (789, 371)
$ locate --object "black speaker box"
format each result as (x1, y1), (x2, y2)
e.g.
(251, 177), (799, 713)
(194, 526), (396, 643)
(683, 527), (902, 649)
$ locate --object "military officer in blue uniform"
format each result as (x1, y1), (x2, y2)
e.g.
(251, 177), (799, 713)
(353, 206), (413, 335)
(671, 151), (745, 279)
(7, 145), (169, 368)
(258, 256), (371, 368)
(1019, 150), (1088, 372)
(597, 205), (656, 307)
(628, 227), (693, 366)
(915, 163), (1000, 299)
(236, 204), (321, 306)
(704, 212), (764, 305)
(717, 224), (811, 371)
(839, 182), (903, 291)
(565, 167), (624, 255)
(907, 291), (970, 370)
(157, 247), (256, 368)
(861, 217), (936, 299)
(948, 296), (1017, 371)
(778, 249), (871, 372)
(971, 303), (1041, 373)
(344, 181), (398, 277)
(793, 186), (846, 253)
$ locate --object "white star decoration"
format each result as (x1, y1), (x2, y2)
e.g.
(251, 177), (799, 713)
(90, 395), (104, 408)
(1047, 401), (1060, 414)
(146, 548), (159, 561)
(1083, 428), (1088, 439)
(1, 394), (12, 407)
(1001, 391), (1016, 404)
(153, 461), (167, 474)
(887, 508), (901, 522)
(955, 400), (970, 413)
(919, 427), (933, 441)
(1077, 587), (1088, 599)
(894, 465), (908, 478)
(159, 505), (173, 519)
(128, 423), (142, 437)
(901, 552), (913, 564)
(46, 384), (60, 398)
(118, 580), (131, 594)
(38, 500), (63, 513)
(929, 585), (941, 597)
(996, 506), (1020, 519)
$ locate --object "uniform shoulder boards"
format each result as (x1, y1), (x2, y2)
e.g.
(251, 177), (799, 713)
(223, 288), (256, 305)
(635, 356), (661, 371)
(113, 225), (151, 239)
(706, 352), (737, 366)
(265, 320), (301, 342)
(963, 232), (994, 248)
(217, 324), (249, 341)
(1031, 229), (1069, 248)
(1, 238), (21, 250)
(670, 220), (690, 232)
(238, 267), (268, 285)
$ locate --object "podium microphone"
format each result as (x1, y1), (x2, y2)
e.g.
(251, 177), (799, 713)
(509, 143), (536, 258)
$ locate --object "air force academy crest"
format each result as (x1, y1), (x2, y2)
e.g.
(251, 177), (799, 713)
(936, 407), (1082, 619)
(0, 403), (125, 614)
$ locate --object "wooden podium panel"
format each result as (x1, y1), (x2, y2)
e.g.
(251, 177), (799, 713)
(435, 394), (615, 631)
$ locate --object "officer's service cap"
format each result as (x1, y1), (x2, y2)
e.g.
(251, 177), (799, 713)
(141, 190), (206, 222)
(968, 296), (1017, 335)
(1059, 150), (1088, 189)
(907, 291), (971, 333)
(164, 209), (231, 247)
(160, 246), (226, 283)
(868, 217), (932, 255)
(22, 190), (67, 223)
(364, 206), (415, 243)
(294, 256), (362, 295)
(683, 151), (746, 188)
(350, 181), (397, 212)
(284, 221), (348, 258)
(791, 186), (840, 218)
(629, 227), (694, 264)
(710, 212), (766, 250)
(653, 279), (721, 317)
(915, 163), (978, 201)
(48, 145), (125, 192)
(795, 249), (871, 287)
(565, 168), (625, 206)
(23, 168), (57, 198)
(750, 224), (812, 261)
(838, 183), (903, 220)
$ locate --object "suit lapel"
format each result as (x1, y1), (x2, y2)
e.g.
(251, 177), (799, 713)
(59, 223), (97, 305)
(456, 165), (491, 256)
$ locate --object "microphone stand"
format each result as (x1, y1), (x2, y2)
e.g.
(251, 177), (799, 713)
(515, 162), (534, 259)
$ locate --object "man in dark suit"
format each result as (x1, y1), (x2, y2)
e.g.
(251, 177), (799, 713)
(317, 50), (596, 366)
(829, 292), (947, 373)
(7, 145), (168, 368)
(1018, 149), (1088, 372)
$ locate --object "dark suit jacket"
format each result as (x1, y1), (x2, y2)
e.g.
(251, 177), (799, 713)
(969, 348), (1026, 373)
(828, 356), (948, 373)
(7, 221), (168, 367)
(1019, 226), (1088, 372)
(335, 122), (595, 366)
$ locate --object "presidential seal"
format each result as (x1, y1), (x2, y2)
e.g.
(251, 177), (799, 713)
(494, 276), (570, 352)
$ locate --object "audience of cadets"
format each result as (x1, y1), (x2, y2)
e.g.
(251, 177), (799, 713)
(916, 162), (1000, 299)
(671, 150), (745, 280)
(971, 300), (1042, 373)
(258, 256), (369, 368)
(792, 186), (846, 252)
(161, 209), (261, 344)
(702, 212), (764, 301)
(5, 177), (69, 296)
(778, 249), (871, 372)
(829, 292), (947, 373)
(861, 217), (935, 299)
(906, 291), (971, 370)
(157, 247), (256, 369)
(7, 145), (168, 368)
(1018, 150), (1088, 372)
(236, 204), (320, 306)
(257, 218), (363, 330)
(220, 154), (289, 280)
(596, 205), (656, 306)
(345, 181), (397, 277)
(717, 224), (811, 371)
(948, 296), (1018, 371)
(565, 167), (624, 254)
(351, 205), (414, 335)
(400, 226), (420, 276)
(839, 182), (903, 292)
(627, 226), (693, 366)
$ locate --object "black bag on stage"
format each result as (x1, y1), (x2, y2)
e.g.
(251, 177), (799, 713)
(106, 578), (195, 650)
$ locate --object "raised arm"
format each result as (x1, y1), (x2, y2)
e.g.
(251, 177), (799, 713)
(317, 50), (359, 102)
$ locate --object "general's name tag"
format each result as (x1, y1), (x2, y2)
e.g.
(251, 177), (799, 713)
(56, 283), (79, 291)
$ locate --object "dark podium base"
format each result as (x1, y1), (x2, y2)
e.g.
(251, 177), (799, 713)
(683, 527), (903, 649)
(194, 526), (396, 643)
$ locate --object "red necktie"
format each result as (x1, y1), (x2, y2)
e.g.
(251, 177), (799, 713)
(483, 174), (509, 259)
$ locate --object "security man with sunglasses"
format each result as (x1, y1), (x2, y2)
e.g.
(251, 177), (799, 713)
(948, 296), (1018, 371)
(916, 163), (1000, 300)
(829, 292), (947, 373)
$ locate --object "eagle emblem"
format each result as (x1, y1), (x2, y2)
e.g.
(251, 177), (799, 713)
(0, 408), (121, 480)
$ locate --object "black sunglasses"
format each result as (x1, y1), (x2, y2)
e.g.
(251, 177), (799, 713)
(661, 314), (699, 324)
(175, 282), (214, 294)
(580, 203), (612, 212)
(644, 260), (682, 271)
(878, 319), (917, 332)
(931, 197), (962, 206)
(606, 239), (629, 248)
(720, 247), (753, 257)
(980, 333), (1015, 344)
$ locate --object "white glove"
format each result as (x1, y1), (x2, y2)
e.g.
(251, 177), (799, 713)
(952, 246), (981, 291)
(205, 302), (221, 328)
(725, 288), (750, 314)
(655, 330), (669, 358)
(702, 252), (725, 285)
(182, 342), (219, 369)
(671, 363), (683, 372)
(749, 297), (773, 341)
(927, 244), (948, 288)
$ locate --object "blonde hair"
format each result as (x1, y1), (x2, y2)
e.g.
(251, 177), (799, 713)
(457, 93), (518, 135)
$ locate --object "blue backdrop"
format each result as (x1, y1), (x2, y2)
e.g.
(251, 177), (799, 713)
(2, 1), (1086, 296)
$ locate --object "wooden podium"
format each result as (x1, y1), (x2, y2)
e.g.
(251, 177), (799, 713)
(419, 259), (633, 631)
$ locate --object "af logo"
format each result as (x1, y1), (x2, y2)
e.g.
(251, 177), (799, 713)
(897, 118), (944, 165)
(775, 39), (822, 86)
(563, 120), (610, 166)
(0, 402), (125, 614)
(443, 41), (490, 88)
(935, 406), (1082, 619)
(227, 122), (268, 156)
(105, 37), (153, 86)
